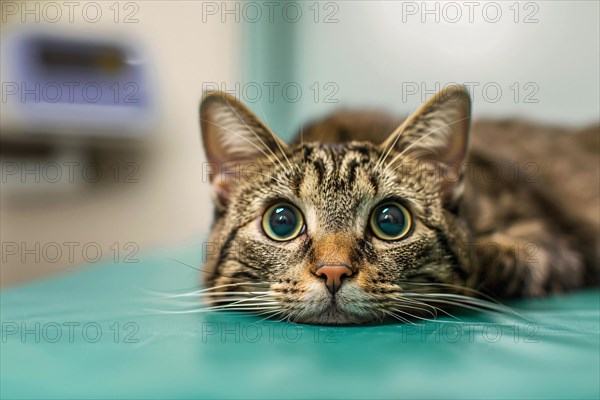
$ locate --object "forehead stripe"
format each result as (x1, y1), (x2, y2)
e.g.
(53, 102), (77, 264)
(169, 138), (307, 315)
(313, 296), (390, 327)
(312, 158), (326, 185)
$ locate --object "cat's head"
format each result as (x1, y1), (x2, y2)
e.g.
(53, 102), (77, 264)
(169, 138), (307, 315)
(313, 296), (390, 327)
(199, 86), (472, 324)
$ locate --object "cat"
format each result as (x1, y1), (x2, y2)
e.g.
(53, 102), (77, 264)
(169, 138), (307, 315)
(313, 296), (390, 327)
(198, 86), (599, 325)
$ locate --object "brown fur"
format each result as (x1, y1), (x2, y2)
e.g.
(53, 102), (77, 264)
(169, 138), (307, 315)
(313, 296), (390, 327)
(199, 87), (599, 325)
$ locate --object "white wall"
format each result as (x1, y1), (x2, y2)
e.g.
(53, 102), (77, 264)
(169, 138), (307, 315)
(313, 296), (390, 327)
(287, 0), (599, 134)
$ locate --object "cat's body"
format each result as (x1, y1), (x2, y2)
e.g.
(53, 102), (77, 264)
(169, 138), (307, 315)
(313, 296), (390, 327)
(199, 87), (599, 324)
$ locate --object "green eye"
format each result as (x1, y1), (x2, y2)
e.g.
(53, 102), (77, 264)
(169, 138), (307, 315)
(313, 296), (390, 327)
(261, 203), (305, 241)
(370, 202), (412, 241)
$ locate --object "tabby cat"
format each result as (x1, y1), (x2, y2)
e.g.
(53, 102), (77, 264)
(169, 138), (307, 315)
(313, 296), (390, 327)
(199, 86), (599, 324)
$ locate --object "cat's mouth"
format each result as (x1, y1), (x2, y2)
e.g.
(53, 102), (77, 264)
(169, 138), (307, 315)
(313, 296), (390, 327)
(284, 284), (377, 325)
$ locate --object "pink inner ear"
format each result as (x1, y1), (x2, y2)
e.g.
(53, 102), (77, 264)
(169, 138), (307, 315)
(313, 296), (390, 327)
(437, 115), (470, 205)
(213, 176), (230, 202)
(440, 116), (470, 168)
(203, 141), (225, 185)
(201, 102), (246, 185)
(200, 91), (293, 208)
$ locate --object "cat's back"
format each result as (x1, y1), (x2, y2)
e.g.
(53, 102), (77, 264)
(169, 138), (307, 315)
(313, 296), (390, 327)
(298, 110), (401, 144)
(468, 120), (599, 235)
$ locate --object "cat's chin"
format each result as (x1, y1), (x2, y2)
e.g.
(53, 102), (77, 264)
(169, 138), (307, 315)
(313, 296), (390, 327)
(287, 299), (378, 325)
(290, 308), (374, 325)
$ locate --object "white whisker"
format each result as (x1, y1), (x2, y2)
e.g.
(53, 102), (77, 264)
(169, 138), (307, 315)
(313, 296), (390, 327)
(383, 310), (415, 325)
(151, 306), (282, 315)
(376, 117), (410, 170)
(201, 119), (282, 171)
(383, 117), (470, 174)
(256, 100), (294, 172)
(224, 100), (290, 173)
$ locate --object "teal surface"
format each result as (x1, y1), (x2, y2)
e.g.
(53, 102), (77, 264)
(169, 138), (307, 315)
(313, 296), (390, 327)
(1, 242), (599, 399)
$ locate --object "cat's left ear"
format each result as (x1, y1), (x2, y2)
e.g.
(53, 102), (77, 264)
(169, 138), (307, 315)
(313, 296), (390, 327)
(380, 85), (471, 205)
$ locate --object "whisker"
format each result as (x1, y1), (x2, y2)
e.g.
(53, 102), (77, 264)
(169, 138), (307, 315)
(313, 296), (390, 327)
(163, 290), (272, 299)
(369, 309), (385, 323)
(223, 100), (289, 173)
(147, 282), (270, 298)
(151, 292), (274, 304)
(256, 100), (294, 172)
(407, 298), (492, 314)
(389, 307), (438, 323)
(201, 118), (284, 172)
(381, 117), (470, 175)
(404, 298), (460, 321)
(399, 281), (502, 304)
(403, 294), (528, 320)
(199, 294), (275, 304)
(409, 293), (515, 312)
(273, 310), (296, 323)
(390, 300), (437, 318)
(376, 117), (411, 170)
(255, 310), (286, 323)
(151, 306), (282, 315)
(147, 297), (255, 308)
(383, 310), (415, 325)
(165, 257), (264, 283)
(390, 150), (434, 174)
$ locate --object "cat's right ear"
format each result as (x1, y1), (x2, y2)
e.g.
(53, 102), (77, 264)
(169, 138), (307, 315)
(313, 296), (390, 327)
(200, 92), (288, 205)
(379, 86), (471, 206)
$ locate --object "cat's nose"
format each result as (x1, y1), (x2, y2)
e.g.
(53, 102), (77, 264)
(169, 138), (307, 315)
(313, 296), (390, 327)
(315, 264), (354, 294)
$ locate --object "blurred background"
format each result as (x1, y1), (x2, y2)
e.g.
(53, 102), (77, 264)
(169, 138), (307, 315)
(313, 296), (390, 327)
(1, 0), (599, 287)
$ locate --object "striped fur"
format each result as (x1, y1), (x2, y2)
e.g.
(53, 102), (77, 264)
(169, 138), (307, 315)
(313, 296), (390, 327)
(199, 87), (599, 324)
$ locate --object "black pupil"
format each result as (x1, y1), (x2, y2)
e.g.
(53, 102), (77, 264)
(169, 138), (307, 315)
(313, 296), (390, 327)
(376, 205), (407, 236)
(269, 207), (298, 237)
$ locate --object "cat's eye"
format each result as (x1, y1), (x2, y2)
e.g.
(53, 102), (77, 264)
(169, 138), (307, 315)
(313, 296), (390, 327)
(370, 202), (412, 241)
(261, 203), (305, 241)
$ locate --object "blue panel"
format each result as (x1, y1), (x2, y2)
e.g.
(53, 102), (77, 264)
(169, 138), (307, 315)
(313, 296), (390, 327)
(2, 243), (598, 399)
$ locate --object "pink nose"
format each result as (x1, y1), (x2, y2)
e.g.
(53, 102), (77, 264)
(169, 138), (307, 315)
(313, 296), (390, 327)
(315, 264), (354, 294)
